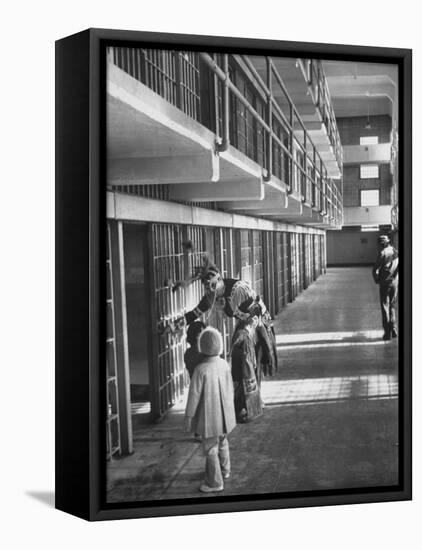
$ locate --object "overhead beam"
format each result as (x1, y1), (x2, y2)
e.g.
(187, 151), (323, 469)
(220, 187), (288, 211)
(294, 121), (324, 132)
(108, 153), (219, 186)
(168, 178), (264, 202)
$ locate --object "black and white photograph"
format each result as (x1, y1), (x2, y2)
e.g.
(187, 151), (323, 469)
(104, 42), (407, 505)
(4, 0), (421, 546)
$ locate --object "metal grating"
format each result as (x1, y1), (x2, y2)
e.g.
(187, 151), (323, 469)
(106, 223), (122, 459)
(152, 224), (187, 418)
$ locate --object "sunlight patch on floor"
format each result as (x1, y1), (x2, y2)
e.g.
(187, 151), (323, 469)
(275, 330), (383, 345)
(261, 374), (398, 405)
(276, 340), (391, 350)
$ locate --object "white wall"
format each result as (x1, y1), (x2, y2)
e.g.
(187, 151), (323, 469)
(343, 205), (392, 225)
(343, 143), (392, 163)
(2, 2), (419, 550)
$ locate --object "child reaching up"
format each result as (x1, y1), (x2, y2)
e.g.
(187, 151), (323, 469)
(184, 327), (236, 493)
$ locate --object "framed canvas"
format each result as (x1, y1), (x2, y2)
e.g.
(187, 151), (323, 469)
(55, 28), (412, 521)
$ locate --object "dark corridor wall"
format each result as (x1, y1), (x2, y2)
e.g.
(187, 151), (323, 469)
(327, 228), (380, 265)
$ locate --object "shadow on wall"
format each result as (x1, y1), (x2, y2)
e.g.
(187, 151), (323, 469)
(327, 228), (381, 265)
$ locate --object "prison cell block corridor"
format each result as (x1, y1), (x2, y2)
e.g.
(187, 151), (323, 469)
(107, 266), (399, 502)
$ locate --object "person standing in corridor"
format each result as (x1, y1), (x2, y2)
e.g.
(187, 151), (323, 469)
(184, 327), (236, 493)
(372, 234), (399, 341)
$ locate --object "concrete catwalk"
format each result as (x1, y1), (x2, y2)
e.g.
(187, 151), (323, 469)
(107, 267), (399, 503)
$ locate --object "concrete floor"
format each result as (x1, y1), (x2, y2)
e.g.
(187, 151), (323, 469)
(107, 267), (399, 502)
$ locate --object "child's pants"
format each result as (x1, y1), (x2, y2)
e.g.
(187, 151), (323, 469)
(202, 435), (230, 488)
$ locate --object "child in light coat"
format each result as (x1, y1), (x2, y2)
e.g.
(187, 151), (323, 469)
(184, 327), (237, 493)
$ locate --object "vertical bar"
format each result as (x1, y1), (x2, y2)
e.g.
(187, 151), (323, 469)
(169, 52), (174, 104)
(158, 50), (163, 97)
(125, 47), (129, 73)
(156, 50), (161, 94)
(165, 225), (170, 319)
(142, 49), (149, 87)
(194, 54), (200, 120)
(212, 54), (220, 137)
(302, 132), (307, 198)
(181, 53), (187, 113)
(135, 48), (140, 82)
(166, 51), (172, 103)
(109, 221), (133, 455)
(220, 54), (230, 150)
(130, 47), (135, 78)
(147, 224), (161, 420)
(166, 50), (171, 102)
(155, 50), (160, 94)
(218, 227), (227, 356)
(189, 57), (194, 117)
(150, 50), (156, 92)
(188, 56), (193, 117)
(170, 225), (176, 318)
(289, 104), (294, 193)
(265, 58), (273, 180)
(183, 55), (188, 115)
(162, 50), (167, 100)
(170, 225), (175, 317)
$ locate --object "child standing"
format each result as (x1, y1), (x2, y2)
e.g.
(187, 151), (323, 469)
(231, 299), (264, 423)
(184, 327), (237, 493)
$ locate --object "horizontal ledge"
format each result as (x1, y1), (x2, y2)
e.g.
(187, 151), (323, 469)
(107, 191), (325, 235)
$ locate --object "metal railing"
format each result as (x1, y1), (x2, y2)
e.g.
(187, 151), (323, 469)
(299, 59), (343, 169)
(108, 47), (343, 228)
(108, 47), (201, 121)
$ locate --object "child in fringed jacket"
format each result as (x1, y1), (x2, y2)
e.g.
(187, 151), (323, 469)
(184, 327), (237, 493)
(231, 296), (264, 423)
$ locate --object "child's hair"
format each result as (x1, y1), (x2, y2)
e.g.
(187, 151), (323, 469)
(198, 326), (224, 357)
(186, 321), (206, 347)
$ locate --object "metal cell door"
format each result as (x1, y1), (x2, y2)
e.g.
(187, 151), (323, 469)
(240, 229), (253, 285)
(302, 233), (310, 289)
(150, 223), (189, 420)
(106, 223), (122, 459)
(298, 234), (304, 291)
(219, 227), (236, 357)
(263, 231), (276, 317)
(275, 232), (283, 312)
(290, 233), (298, 300)
(320, 234), (327, 273)
(283, 232), (291, 303)
(312, 234), (317, 280)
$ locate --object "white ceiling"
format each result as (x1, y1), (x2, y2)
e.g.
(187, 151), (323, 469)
(323, 61), (398, 121)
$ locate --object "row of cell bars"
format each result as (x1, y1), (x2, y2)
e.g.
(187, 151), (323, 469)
(107, 46), (342, 223)
(106, 225), (121, 459)
(109, 47), (200, 121)
(150, 223), (326, 418)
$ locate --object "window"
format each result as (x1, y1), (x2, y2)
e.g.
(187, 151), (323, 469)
(361, 224), (379, 232)
(360, 136), (379, 145)
(360, 189), (380, 207)
(360, 164), (379, 179)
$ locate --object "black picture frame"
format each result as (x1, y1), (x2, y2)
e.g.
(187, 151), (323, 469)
(55, 28), (412, 521)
